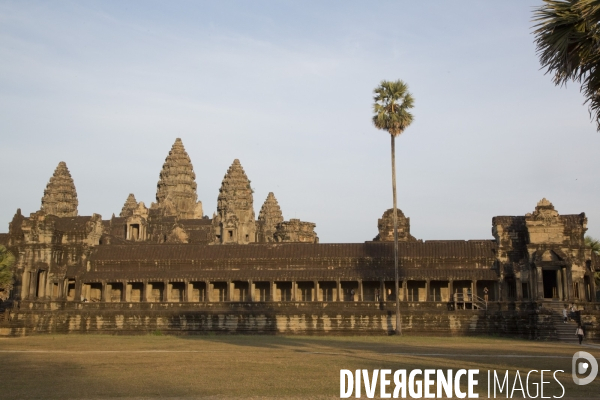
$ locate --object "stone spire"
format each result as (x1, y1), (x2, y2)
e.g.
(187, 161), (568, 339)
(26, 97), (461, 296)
(256, 192), (283, 243)
(120, 194), (137, 217)
(40, 161), (78, 217)
(213, 159), (255, 244)
(153, 138), (201, 219)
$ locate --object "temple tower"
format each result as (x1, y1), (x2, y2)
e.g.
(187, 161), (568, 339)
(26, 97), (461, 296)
(373, 208), (416, 242)
(152, 138), (202, 219)
(212, 159), (255, 244)
(120, 193), (137, 217)
(40, 161), (78, 217)
(256, 192), (283, 243)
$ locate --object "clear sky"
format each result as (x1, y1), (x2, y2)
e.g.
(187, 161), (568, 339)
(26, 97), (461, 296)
(1, 1), (598, 243)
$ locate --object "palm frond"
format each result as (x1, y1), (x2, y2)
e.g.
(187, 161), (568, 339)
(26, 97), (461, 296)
(585, 235), (600, 254)
(372, 80), (415, 136)
(533, 0), (600, 130)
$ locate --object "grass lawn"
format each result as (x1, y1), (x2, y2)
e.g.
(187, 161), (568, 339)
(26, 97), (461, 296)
(0, 334), (598, 399)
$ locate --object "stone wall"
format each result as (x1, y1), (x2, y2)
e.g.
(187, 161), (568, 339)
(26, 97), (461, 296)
(1, 301), (585, 340)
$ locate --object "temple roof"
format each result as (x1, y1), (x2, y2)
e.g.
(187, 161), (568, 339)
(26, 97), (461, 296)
(82, 241), (498, 282)
(89, 240), (496, 262)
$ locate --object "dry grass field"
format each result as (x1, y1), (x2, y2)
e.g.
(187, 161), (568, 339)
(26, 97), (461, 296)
(0, 334), (598, 399)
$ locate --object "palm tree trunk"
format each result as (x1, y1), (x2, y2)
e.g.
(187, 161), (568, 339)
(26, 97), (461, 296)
(391, 134), (401, 335)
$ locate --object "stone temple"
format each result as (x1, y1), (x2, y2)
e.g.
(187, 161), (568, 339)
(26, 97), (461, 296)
(0, 138), (599, 339)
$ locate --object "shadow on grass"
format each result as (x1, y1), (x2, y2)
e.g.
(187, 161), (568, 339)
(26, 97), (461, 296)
(173, 331), (539, 354)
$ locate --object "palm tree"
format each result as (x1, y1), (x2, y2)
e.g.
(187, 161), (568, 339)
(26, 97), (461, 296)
(585, 235), (600, 254)
(372, 80), (414, 335)
(585, 236), (600, 293)
(0, 245), (15, 301)
(533, 0), (600, 131)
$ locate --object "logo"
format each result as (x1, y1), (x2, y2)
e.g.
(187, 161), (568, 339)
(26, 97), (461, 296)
(572, 351), (598, 386)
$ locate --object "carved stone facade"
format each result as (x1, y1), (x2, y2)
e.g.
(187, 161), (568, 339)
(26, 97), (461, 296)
(373, 208), (417, 242)
(492, 198), (593, 302)
(256, 192), (283, 243)
(1, 139), (599, 337)
(274, 219), (319, 243)
(40, 161), (78, 218)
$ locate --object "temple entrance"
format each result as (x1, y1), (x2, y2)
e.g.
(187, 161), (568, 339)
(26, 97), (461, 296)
(542, 269), (558, 299)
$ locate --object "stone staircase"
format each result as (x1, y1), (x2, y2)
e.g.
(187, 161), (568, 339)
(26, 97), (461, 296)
(545, 302), (579, 343)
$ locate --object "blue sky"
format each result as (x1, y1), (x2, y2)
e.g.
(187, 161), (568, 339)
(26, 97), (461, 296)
(1, 1), (598, 242)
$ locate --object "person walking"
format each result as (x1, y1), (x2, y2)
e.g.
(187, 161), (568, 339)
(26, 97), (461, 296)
(576, 325), (585, 345)
(484, 287), (489, 303)
(563, 306), (568, 324)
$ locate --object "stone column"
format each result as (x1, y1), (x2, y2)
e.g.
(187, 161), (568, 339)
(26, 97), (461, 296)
(205, 281), (211, 302)
(122, 281), (129, 302)
(270, 281), (276, 301)
(559, 268), (566, 301)
(184, 280), (191, 302)
(516, 277), (523, 301)
(529, 267), (536, 299)
(249, 280), (254, 302)
(556, 270), (563, 300)
(37, 271), (46, 299)
(448, 279), (454, 303)
(402, 279), (407, 302)
(472, 279), (477, 301)
(536, 266), (544, 300)
(164, 281), (170, 302)
(314, 280), (319, 302)
(143, 281), (150, 302)
(565, 265), (575, 300)
(227, 280), (232, 302)
(29, 271), (37, 299)
(425, 279), (431, 302)
(291, 281), (297, 301)
(358, 280), (363, 302)
(380, 280), (385, 302)
(75, 280), (83, 303)
(102, 281), (109, 302)
(336, 279), (342, 302)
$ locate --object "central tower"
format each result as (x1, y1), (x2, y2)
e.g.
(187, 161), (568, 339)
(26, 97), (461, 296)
(212, 159), (255, 244)
(152, 138), (202, 219)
